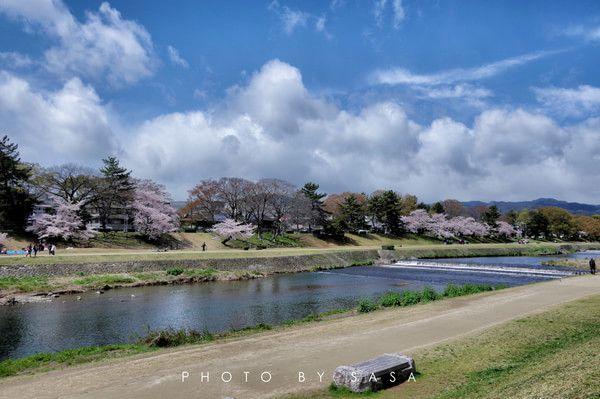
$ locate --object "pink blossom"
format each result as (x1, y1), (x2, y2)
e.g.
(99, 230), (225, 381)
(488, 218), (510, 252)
(495, 221), (519, 237)
(27, 197), (96, 240)
(210, 218), (255, 241)
(133, 180), (179, 239)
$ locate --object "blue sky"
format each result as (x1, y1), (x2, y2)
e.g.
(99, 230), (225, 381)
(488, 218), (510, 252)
(1, 0), (600, 202)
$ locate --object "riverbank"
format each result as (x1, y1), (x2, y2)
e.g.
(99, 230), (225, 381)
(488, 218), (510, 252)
(1, 275), (597, 398)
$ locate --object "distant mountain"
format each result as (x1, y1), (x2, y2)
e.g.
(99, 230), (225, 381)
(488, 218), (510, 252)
(461, 198), (600, 215)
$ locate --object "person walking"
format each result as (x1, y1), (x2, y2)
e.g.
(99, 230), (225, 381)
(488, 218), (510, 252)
(33, 244), (38, 257)
(25, 244), (32, 257)
(590, 258), (596, 275)
(50, 244), (56, 256)
(201, 242), (207, 252)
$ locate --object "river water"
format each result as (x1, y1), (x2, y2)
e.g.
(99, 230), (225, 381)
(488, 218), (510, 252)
(1, 251), (597, 360)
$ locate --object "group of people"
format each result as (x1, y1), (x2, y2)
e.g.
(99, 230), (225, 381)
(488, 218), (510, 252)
(24, 243), (56, 257)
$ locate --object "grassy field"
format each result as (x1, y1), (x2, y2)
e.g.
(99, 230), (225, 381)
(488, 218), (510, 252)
(286, 294), (600, 399)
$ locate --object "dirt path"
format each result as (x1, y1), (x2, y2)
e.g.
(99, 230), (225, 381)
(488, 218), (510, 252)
(2, 275), (599, 399)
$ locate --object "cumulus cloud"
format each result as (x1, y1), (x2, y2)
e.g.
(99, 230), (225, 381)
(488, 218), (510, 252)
(534, 85), (600, 117)
(0, 0), (156, 86)
(3, 59), (599, 202)
(0, 70), (116, 164)
(167, 45), (188, 68)
(372, 51), (555, 86)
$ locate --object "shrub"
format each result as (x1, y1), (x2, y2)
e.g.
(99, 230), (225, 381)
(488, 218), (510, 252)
(358, 298), (379, 313)
(142, 328), (213, 347)
(400, 290), (422, 306)
(381, 245), (395, 250)
(421, 286), (439, 302)
(166, 267), (184, 276)
(380, 291), (403, 307)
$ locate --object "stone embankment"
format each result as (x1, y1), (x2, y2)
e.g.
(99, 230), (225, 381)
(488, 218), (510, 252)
(0, 250), (380, 278)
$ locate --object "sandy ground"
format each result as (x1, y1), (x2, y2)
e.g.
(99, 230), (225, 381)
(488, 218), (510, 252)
(1, 275), (599, 399)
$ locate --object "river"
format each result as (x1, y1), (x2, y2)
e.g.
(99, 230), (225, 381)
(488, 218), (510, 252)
(1, 250), (597, 360)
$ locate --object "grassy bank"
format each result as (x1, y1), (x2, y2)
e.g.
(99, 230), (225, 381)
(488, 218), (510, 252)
(1, 242), (597, 268)
(0, 283), (502, 378)
(542, 259), (595, 270)
(287, 294), (600, 399)
(0, 267), (264, 300)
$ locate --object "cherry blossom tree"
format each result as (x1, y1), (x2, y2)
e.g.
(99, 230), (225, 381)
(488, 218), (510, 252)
(27, 196), (96, 240)
(210, 218), (255, 244)
(132, 180), (179, 239)
(495, 221), (519, 237)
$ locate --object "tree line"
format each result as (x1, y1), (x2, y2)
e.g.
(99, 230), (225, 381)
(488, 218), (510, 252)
(1, 134), (599, 243)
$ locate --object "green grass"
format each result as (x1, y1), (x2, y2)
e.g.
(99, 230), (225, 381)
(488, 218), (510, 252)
(376, 285), (501, 310)
(165, 267), (184, 276)
(0, 344), (153, 378)
(72, 274), (136, 287)
(0, 276), (50, 292)
(183, 268), (219, 278)
(284, 295), (600, 399)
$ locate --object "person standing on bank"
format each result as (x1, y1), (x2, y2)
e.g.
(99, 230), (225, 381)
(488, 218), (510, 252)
(201, 242), (207, 252)
(590, 258), (596, 275)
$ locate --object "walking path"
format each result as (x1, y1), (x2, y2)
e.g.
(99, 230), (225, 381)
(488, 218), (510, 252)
(1, 275), (598, 399)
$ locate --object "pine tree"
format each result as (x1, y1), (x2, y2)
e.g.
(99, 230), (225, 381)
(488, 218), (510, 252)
(0, 135), (35, 232)
(95, 156), (134, 231)
(339, 194), (366, 232)
(301, 182), (327, 231)
(482, 205), (501, 227)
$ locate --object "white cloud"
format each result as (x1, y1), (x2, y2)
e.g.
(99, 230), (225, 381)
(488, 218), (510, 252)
(415, 84), (492, 106)
(3, 60), (599, 203)
(392, 0), (405, 29)
(269, 1), (329, 37)
(280, 7), (309, 34)
(534, 85), (600, 116)
(0, 71), (116, 164)
(372, 51), (555, 86)
(564, 25), (600, 42)
(167, 45), (189, 68)
(373, 0), (405, 29)
(0, 51), (34, 68)
(0, 0), (156, 86)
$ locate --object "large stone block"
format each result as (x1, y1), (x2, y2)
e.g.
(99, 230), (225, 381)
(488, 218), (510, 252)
(333, 353), (415, 393)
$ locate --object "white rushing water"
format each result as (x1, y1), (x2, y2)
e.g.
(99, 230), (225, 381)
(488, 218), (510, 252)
(384, 261), (579, 279)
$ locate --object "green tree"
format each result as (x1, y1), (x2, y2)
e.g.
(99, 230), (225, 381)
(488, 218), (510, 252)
(0, 135), (35, 232)
(524, 210), (550, 238)
(430, 202), (444, 214)
(538, 207), (577, 239)
(482, 205), (501, 227)
(369, 190), (403, 236)
(300, 182), (327, 231)
(338, 194), (366, 232)
(95, 156), (134, 231)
